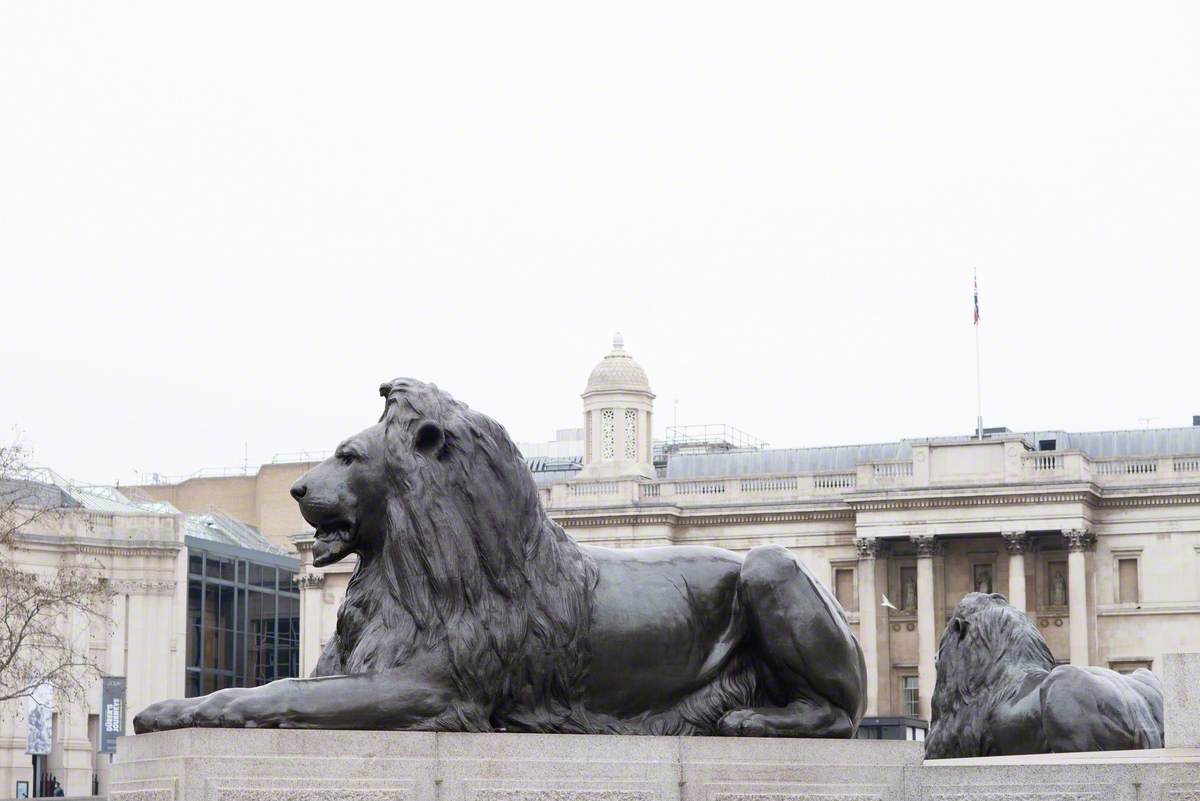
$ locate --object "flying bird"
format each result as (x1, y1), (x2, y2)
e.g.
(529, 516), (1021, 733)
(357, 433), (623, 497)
(881, 594), (899, 611)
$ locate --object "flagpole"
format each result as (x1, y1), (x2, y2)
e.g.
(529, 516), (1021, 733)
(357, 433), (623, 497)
(975, 269), (983, 439)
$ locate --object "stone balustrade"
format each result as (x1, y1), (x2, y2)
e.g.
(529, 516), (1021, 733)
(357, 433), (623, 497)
(538, 444), (1200, 511)
(547, 470), (865, 508)
(1088, 454), (1200, 484)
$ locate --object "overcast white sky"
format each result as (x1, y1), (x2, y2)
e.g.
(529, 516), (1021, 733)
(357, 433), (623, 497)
(2, 3), (1199, 485)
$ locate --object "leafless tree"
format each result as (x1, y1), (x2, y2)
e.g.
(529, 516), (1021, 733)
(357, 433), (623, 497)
(0, 443), (113, 708)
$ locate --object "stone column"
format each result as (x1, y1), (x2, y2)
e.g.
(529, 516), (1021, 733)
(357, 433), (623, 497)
(855, 538), (885, 716)
(295, 572), (326, 676)
(1064, 529), (1094, 666)
(1002, 531), (1029, 612)
(912, 535), (941, 722)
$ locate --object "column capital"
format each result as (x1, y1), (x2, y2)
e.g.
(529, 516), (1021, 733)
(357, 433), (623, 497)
(293, 572), (326, 589)
(1002, 531), (1030, 554)
(1063, 529), (1095, 553)
(911, 535), (942, 558)
(855, 537), (889, 559)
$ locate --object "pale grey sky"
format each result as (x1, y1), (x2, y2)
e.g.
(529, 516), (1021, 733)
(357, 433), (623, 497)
(2, 3), (1198, 485)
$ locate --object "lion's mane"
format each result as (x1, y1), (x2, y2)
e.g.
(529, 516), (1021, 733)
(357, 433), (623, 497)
(334, 378), (598, 732)
(925, 592), (1054, 758)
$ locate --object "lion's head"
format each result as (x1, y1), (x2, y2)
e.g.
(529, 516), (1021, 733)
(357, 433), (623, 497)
(292, 379), (595, 726)
(292, 378), (538, 570)
(925, 592), (1055, 757)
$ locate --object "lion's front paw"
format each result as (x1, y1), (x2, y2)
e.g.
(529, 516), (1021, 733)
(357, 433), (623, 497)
(133, 698), (203, 734)
(717, 709), (770, 737)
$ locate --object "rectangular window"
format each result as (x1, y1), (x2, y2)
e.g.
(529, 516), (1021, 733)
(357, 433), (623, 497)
(187, 580), (201, 668)
(185, 670), (201, 698)
(834, 568), (856, 611)
(1118, 558), (1139, 604)
(187, 547), (302, 693)
(901, 676), (919, 718)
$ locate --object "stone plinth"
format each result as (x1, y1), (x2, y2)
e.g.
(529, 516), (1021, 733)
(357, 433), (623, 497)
(918, 748), (1200, 801)
(111, 730), (921, 801)
(1164, 652), (1200, 748)
(112, 730), (1200, 801)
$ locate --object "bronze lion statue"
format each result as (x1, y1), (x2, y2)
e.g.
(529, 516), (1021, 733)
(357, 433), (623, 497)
(135, 378), (866, 736)
(925, 592), (1163, 757)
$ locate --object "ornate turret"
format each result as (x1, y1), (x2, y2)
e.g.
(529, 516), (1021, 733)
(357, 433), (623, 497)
(578, 333), (656, 480)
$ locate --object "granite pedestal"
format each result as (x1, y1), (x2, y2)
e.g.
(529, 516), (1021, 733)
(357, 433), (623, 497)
(110, 730), (921, 801)
(111, 730), (1200, 801)
(1164, 652), (1200, 748)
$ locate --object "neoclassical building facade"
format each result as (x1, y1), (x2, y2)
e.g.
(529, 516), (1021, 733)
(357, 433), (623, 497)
(145, 338), (1200, 724)
(0, 474), (299, 798)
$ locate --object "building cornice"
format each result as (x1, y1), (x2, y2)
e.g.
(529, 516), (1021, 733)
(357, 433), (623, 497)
(552, 507), (855, 529)
(1096, 601), (1200, 617)
(1094, 493), (1200, 508)
(293, 572), (325, 588)
(845, 484), (1097, 511)
(110, 578), (178, 596)
(9, 531), (184, 556)
(289, 531), (317, 552)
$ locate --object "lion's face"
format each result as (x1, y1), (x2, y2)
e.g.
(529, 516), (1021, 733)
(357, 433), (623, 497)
(291, 384), (453, 567)
(290, 421), (393, 567)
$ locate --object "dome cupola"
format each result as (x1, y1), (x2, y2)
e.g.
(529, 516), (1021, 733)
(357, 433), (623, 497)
(584, 332), (652, 396)
(578, 333), (656, 480)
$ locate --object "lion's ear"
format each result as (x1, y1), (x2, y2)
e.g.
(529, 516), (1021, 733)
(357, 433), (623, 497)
(414, 421), (446, 458)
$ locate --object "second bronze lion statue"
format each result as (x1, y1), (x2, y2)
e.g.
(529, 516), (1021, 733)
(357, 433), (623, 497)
(926, 592), (1163, 757)
(135, 378), (867, 737)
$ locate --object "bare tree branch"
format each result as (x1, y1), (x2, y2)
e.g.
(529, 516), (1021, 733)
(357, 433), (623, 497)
(0, 442), (113, 707)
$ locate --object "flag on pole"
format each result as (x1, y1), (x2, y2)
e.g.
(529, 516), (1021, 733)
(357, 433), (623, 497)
(973, 274), (980, 325)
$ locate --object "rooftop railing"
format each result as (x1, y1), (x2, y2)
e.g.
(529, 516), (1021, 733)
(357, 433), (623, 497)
(545, 449), (1200, 511)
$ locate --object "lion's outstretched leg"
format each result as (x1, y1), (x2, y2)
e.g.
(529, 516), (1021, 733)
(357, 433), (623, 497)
(134, 672), (457, 732)
(717, 545), (867, 738)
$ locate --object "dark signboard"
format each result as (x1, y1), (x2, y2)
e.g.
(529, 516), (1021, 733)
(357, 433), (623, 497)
(100, 677), (126, 753)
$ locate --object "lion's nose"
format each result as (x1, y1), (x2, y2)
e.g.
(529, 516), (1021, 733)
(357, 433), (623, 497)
(290, 480), (307, 501)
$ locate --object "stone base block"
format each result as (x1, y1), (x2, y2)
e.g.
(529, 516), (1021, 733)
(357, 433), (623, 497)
(111, 731), (1200, 801)
(111, 730), (921, 801)
(1164, 652), (1200, 748)
(918, 748), (1200, 801)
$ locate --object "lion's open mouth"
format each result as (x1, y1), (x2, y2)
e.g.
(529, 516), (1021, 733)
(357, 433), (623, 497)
(311, 518), (358, 567)
(314, 519), (355, 543)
